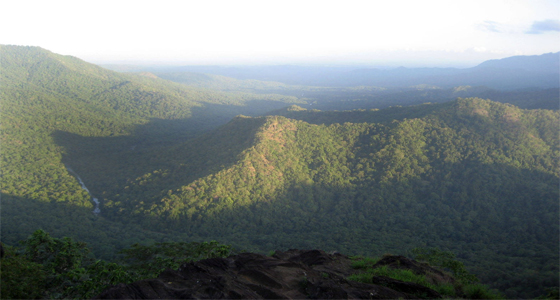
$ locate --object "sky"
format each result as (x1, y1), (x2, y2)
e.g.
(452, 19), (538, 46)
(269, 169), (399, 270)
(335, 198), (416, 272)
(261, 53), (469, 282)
(1, 0), (559, 67)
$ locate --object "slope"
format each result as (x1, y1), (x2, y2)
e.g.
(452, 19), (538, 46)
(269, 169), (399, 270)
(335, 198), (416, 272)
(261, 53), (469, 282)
(0, 45), (299, 258)
(100, 98), (558, 298)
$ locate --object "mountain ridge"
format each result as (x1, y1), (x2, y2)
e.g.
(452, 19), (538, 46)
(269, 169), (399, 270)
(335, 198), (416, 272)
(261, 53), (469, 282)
(473, 51), (560, 73)
(105, 51), (560, 90)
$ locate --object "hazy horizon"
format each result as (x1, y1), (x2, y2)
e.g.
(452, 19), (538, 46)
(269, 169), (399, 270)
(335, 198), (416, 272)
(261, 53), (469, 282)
(87, 50), (559, 69)
(2, 0), (559, 68)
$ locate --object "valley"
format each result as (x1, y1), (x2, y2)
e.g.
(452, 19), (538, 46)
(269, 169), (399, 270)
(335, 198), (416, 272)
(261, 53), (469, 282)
(1, 45), (558, 298)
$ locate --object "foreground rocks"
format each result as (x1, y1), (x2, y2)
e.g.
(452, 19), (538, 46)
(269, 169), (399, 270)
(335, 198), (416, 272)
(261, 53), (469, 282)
(96, 249), (443, 299)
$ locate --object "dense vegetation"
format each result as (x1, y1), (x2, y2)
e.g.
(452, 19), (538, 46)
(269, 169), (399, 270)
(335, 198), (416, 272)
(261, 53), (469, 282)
(3, 230), (511, 299)
(0, 45), (301, 256)
(349, 248), (501, 299)
(0, 230), (234, 299)
(1, 45), (558, 298)
(92, 98), (558, 298)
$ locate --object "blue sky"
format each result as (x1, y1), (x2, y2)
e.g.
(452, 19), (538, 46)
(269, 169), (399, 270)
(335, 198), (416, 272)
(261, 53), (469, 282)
(2, 0), (559, 67)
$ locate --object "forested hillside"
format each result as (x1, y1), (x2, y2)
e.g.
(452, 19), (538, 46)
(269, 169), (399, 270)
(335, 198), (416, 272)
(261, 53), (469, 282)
(0, 45), (300, 257)
(92, 98), (558, 298)
(1, 45), (558, 298)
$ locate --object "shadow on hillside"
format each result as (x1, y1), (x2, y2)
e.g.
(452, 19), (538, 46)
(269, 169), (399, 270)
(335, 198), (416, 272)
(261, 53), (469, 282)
(0, 193), (209, 262)
(51, 101), (280, 217)
(47, 97), (559, 299)
(53, 99), (446, 203)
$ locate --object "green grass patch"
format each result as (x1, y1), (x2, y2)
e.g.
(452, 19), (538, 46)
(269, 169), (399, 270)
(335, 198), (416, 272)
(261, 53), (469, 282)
(349, 256), (380, 269)
(347, 257), (501, 299)
(462, 283), (503, 299)
(432, 283), (456, 297)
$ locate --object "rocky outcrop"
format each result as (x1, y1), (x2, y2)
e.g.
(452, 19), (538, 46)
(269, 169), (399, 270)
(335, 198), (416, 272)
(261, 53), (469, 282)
(96, 250), (442, 299)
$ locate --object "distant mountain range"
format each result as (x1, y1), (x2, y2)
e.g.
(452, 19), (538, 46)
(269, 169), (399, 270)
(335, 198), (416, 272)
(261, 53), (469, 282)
(104, 52), (560, 90)
(347, 52), (559, 89)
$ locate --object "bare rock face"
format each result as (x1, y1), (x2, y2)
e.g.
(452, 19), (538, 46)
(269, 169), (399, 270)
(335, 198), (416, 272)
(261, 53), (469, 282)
(95, 250), (441, 299)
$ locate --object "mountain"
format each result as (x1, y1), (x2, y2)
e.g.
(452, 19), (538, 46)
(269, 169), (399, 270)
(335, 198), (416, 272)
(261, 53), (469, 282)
(335, 52), (560, 89)
(0, 45), (300, 258)
(90, 98), (558, 298)
(2, 45), (559, 298)
(474, 52), (560, 74)
(151, 71), (292, 91)
(121, 52), (560, 90)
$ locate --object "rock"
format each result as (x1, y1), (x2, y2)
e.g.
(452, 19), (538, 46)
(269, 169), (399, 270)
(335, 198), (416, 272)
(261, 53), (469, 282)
(370, 276), (442, 299)
(95, 250), (439, 299)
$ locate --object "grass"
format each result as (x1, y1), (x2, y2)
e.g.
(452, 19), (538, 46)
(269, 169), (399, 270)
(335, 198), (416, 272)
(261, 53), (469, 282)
(462, 283), (503, 299)
(349, 255), (380, 269)
(347, 256), (502, 299)
(348, 266), (450, 298)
